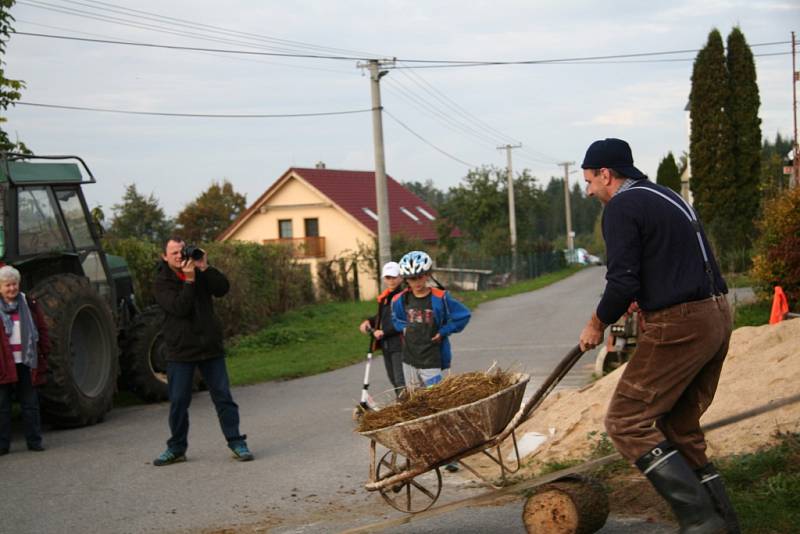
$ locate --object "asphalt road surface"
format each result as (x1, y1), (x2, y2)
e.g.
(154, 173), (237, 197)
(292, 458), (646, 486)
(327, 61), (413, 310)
(0, 267), (674, 533)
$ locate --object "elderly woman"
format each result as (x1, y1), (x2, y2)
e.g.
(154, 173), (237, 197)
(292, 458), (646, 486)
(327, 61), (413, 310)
(0, 265), (50, 455)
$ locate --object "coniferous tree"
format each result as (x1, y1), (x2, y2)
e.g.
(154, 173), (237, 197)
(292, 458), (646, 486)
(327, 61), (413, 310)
(109, 184), (173, 243)
(689, 29), (735, 253)
(725, 27), (761, 251)
(656, 152), (681, 193)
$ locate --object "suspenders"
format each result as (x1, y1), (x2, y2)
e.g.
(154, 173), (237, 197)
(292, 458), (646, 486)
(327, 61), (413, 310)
(622, 184), (720, 297)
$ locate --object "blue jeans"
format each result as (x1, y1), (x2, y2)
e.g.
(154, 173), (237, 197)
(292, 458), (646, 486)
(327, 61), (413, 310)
(0, 364), (43, 450)
(166, 357), (245, 454)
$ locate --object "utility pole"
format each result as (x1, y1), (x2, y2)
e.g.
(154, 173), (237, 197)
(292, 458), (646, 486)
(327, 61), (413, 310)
(792, 31), (799, 189)
(559, 161), (576, 254)
(498, 144), (521, 277)
(358, 58), (396, 269)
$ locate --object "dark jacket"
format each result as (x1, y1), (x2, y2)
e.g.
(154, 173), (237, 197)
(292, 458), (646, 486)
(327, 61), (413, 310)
(597, 179), (728, 325)
(369, 287), (403, 354)
(154, 260), (230, 362)
(392, 287), (471, 369)
(0, 296), (50, 386)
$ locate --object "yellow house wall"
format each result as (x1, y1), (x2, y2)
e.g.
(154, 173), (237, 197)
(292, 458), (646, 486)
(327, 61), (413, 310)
(227, 176), (380, 299)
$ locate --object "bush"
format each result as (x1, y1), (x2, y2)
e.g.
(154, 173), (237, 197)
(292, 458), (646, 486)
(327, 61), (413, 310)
(102, 237), (160, 306)
(750, 187), (800, 309)
(103, 238), (314, 337)
(205, 241), (314, 336)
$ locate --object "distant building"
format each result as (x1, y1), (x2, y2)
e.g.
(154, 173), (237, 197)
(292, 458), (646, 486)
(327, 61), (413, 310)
(217, 165), (454, 299)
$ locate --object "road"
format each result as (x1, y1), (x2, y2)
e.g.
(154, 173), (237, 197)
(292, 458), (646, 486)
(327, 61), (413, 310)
(0, 267), (672, 533)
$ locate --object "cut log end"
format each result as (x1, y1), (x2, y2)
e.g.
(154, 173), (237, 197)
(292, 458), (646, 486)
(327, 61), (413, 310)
(522, 477), (609, 534)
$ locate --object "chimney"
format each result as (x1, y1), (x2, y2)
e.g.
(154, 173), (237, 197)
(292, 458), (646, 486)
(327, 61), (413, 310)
(315, 161), (326, 169)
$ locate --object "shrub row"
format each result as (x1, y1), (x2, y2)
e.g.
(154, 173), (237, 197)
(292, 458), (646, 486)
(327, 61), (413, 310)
(751, 187), (800, 309)
(102, 238), (314, 336)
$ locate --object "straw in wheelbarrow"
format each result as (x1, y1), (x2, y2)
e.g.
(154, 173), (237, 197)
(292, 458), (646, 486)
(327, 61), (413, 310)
(356, 369), (517, 432)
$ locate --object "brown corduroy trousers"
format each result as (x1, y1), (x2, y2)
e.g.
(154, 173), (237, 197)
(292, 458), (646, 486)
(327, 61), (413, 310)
(605, 296), (732, 468)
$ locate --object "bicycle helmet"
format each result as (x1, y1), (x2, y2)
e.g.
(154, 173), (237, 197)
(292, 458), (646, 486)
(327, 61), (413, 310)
(398, 250), (433, 277)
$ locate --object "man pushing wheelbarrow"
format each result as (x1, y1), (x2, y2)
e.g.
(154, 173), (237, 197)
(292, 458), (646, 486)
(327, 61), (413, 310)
(578, 138), (739, 534)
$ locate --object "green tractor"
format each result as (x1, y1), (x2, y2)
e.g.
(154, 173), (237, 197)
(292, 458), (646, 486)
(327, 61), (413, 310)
(0, 153), (171, 427)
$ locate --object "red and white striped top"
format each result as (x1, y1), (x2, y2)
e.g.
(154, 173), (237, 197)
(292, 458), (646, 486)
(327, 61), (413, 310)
(9, 311), (22, 364)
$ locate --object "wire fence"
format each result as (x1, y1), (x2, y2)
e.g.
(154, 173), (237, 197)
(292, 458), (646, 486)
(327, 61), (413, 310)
(436, 251), (567, 290)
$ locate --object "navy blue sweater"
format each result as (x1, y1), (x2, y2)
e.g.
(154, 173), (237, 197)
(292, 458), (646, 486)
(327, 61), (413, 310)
(596, 180), (728, 325)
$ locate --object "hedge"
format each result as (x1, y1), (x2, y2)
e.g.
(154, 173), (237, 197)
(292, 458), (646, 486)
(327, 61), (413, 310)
(750, 187), (800, 309)
(102, 237), (314, 336)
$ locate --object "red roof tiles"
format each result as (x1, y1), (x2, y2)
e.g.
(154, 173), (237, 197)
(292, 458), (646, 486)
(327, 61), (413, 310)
(291, 167), (445, 241)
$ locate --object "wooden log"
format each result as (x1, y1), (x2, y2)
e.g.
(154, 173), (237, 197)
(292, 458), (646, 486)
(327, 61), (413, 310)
(522, 476), (609, 534)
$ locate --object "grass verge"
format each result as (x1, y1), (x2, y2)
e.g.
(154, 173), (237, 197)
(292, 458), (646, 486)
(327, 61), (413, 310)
(734, 299), (771, 329)
(720, 432), (800, 533)
(538, 431), (800, 532)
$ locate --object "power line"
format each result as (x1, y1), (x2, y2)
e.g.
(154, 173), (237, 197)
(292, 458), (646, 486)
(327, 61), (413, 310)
(389, 50), (793, 69)
(12, 29), (790, 67)
(386, 40), (793, 67)
(17, 0), (311, 55)
(383, 109), (476, 168)
(14, 18), (354, 74)
(59, 0), (380, 58)
(16, 101), (373, 118)
(11, 31), (376, 61)
(385, 79), (508, 148)
(18, 0), (335, 56)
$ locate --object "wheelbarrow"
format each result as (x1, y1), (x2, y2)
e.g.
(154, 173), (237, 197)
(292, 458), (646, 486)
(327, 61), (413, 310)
(358, 345), (601, 517)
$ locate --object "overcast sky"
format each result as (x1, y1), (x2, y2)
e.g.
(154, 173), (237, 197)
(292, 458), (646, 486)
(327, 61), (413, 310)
(4, 0), (798, 217)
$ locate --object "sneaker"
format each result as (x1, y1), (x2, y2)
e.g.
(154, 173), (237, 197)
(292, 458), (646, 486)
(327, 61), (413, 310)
(27, 444), (45, 452)
(0, 448), (8, 456)
(153, 449), (186, 466)
(230, 442), (254, 462)
(445, 462), (460, 473)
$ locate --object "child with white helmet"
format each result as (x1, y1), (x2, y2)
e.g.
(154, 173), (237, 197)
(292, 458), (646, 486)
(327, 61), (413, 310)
(359, 261), (405, 397)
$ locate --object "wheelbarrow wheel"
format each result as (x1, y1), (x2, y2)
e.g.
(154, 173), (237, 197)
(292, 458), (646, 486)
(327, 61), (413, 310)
(376, 450), (442, 513)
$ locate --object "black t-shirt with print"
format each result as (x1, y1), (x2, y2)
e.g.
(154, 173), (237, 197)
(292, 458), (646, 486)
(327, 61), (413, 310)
(402, 291), (441, 369)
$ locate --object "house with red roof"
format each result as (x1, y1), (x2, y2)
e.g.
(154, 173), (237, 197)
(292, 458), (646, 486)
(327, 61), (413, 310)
(217, 164), (452, 299)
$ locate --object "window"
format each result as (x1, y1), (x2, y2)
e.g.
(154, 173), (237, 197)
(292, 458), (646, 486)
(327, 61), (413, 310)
(81, 250), (112, 300)
(18, 187), (71, 255)
(362, 207), (378, 221)
(400, 207), (421, 223)
(56, 188), (95, 249)
(416, 206), (436, 221)
(278, 219), (293, 239)
(304, 218), (319, 237)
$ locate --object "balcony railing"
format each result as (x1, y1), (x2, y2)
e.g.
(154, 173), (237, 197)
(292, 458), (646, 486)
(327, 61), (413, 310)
(263, 236), (326, 258)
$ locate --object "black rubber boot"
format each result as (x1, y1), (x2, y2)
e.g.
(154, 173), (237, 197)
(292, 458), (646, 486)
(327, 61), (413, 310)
(696, 463), (741, 534)
(636, 442), (727, 534)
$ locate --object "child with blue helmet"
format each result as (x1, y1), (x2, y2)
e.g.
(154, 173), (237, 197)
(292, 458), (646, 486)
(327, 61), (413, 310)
(391, 250), (471, 390)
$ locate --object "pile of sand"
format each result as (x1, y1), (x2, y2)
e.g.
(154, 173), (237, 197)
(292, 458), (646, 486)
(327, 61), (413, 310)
(493, 319), (800, 469)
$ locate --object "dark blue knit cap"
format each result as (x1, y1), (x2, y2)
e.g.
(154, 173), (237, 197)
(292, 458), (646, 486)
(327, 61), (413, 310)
(581, 138), (647, 180)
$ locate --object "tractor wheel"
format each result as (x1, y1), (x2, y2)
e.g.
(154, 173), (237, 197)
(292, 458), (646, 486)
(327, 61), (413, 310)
(121, 305), (170, 402)
(121, 305), (204, 402)
(32, 274), (118, 427)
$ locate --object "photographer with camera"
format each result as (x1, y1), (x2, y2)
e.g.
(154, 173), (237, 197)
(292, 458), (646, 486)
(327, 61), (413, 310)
(151, 237), (253, 466)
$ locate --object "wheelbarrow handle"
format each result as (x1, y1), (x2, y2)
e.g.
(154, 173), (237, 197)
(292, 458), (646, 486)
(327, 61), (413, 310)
(489, 345), (585, 445)
(518, 344), (585, 423)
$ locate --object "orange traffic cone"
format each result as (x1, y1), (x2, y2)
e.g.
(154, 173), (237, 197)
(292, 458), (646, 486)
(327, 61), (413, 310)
(769, 286), (789, 325)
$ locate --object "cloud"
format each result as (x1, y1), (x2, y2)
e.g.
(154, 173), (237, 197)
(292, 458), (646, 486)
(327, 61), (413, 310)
(575, 80), (689, 127)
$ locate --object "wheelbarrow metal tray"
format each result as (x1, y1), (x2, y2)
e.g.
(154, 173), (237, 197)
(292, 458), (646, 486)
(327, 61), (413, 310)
(360, 373), (530, 467)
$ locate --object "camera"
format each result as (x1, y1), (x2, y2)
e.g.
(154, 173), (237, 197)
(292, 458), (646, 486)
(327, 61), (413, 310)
(180, 245), (205, 262)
